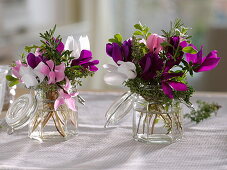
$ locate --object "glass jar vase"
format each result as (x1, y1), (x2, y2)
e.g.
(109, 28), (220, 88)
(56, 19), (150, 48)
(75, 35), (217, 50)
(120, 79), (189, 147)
(28, 88), (78, 142)
(133, 95), (183, 144)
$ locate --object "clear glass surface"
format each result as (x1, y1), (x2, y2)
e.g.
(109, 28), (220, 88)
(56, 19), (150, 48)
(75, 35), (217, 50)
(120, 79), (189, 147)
(105, 91), (135, 127)
(133, 95), (183, 144)
(28, 89), (78, 142)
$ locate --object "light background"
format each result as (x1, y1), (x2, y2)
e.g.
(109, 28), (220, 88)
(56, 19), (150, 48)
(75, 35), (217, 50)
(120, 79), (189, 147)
(0, 0), (226, 91)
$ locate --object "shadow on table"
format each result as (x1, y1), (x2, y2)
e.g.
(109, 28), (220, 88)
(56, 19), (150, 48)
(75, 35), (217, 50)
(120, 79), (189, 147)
(52, 136), (170, 169)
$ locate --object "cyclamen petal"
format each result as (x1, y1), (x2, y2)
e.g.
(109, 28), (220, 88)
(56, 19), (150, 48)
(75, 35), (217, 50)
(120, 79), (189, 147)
(27, 53), (42, 69)
(64, 77), (71, 91)
(65, 98), (77, 111)
(195, 58), (220, 72)
(106, 43), (113, 57)
(184, 45), (220, 72)
(89, 65), (99, 72)
(104, 72), (127, 86)
(38, 62), (50, 76)
(79, 35), (90, 51)
(46, 60), (55, 70)
(48, 71), (56, 84)
(12, 60), (24, 78)
(55, 71), (65, 82)
(54, 97), (65, 111)
(112, 43), (123, 63)
(54, 89), (78, 111)
(103, 64), (118, 72)
(168, 81), (188, 91)
(162, 82), (174, 99)
(117, 61), (137, 79)
(64, 36), (74, 51)
(146, 34), (165, 54)
(56, 41), (64, 53)
(21, 74), (38, 88)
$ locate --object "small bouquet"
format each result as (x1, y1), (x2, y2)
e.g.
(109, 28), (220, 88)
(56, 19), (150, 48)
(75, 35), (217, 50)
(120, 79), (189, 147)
(104, 19), (220, 143)
(6, 26), (99, 140)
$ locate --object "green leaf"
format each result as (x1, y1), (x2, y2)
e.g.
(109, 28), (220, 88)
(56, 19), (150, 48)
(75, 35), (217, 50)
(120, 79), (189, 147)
(134, 24), (143, 31)
(161, 41), (172, 47)
(182, 46), (197, 54)
(143, 27), (149, 34)
(8, 80), (19, 87)
(6, 75), (18, 81)
(133, 31), (143, 36)
(108, 38), (119, 43)
(114, 34), (122, 42)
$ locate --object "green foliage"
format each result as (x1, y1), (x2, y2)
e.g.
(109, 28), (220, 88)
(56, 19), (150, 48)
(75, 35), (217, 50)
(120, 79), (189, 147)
(108, 33), (123, 45)
(65, 66), (94, 86)
(182, 46), (197, 54)
(131, 36), (149, 62)
(133, 22), (151, 39)
(161, 18), (184, 39)
(184, 100), (221, 123)
(125, 77), (194, 104)
(24, 45), (40, 53)
(6, 75), (19, 87)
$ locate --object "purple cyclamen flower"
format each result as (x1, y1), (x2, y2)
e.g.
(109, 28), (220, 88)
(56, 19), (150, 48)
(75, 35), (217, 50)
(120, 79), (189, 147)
(71, 50), (99, 72)
(161, 72), (188, 99)
(139, 52), (164, 80)
(181, 41), (220, 72)
(27, 53), (43, 69)
(106, 39), (132, 64)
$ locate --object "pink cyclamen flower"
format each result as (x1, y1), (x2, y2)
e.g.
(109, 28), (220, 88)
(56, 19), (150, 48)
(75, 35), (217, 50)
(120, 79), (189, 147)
(54, 78), (78, 111)
(37, 60), (65, 84)
(34, 48), (43, 56)
(12, 60), (27, 79)
(54, 89), (78, 111)
(146, 34), (165, 55)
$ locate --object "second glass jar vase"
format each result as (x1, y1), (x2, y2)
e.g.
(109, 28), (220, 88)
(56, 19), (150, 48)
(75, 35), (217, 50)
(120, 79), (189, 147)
(28, 88), (78, 142)
(133, 95), (183, 144)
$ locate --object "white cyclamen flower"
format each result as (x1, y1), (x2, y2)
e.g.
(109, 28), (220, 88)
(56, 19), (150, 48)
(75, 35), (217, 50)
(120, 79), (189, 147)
(103, 61), (137, 86)
(64, 35), (90, 59)
(19, 66), (44, 88)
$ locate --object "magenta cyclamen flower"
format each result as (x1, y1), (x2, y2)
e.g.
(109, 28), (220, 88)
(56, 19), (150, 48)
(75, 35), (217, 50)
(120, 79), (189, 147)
(146, 34), (165, 55)
(106, 39), (132, 64)
(161, 72), (188, 99)
(55, 39), (64, 53)
(71, 50), (99, 71)
(182, 42), (220, 72)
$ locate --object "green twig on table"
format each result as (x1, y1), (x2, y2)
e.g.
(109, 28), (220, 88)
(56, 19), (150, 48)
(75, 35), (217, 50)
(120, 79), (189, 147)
(184, 100), (221, 123)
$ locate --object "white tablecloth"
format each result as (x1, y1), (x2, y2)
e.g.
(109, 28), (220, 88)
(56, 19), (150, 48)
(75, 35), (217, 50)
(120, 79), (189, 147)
(0, 92), (227, 170)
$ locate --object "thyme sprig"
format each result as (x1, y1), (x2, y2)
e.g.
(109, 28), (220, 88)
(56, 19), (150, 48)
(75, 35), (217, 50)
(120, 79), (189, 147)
(184, 100), (221, 123)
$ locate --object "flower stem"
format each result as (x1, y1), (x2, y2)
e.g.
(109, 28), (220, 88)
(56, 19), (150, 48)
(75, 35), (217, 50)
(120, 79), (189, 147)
(151, 114), (157, 134)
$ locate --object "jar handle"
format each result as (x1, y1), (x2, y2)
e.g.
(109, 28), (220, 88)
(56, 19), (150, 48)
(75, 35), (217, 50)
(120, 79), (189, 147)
(105, 91), (135, 128)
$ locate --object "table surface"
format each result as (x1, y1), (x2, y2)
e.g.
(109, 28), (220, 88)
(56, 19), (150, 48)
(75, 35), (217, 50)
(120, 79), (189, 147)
(0, 91), (227, 170)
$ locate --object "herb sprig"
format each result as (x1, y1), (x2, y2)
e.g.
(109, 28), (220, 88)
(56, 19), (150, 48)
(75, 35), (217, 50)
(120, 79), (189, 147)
(184, 100), (221, 123)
